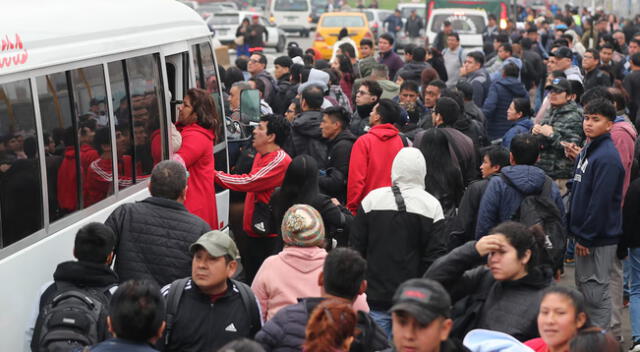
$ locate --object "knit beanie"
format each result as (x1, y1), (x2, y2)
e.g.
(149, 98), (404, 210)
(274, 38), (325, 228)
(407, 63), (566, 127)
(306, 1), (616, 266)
(281, 204), (325, 247)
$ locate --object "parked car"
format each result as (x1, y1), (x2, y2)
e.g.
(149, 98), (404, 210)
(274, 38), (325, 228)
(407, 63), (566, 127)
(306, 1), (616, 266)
(208, 11), (287, 52)
(269, 0), (313, 37)
(313, 12), (373, 60)
(361, 9), (393, 39)
(395, 2), (426, 50)
(196, 3), (236, 20)
(426, 8), (487, 52)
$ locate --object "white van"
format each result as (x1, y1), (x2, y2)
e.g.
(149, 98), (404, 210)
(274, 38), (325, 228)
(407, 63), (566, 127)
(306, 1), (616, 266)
(426, 8), (487, 52)
(270, 0), (313, 37)
(0, 0), (230, 350)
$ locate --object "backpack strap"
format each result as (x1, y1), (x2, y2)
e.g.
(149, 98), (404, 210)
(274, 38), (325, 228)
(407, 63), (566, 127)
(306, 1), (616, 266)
(231, 279), (261, 336)
(391, 185), (406, 212)
(164, 277), (189, 346)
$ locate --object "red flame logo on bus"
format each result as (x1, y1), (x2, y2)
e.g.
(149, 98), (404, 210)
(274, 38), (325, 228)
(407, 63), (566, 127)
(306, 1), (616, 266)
(0, 34), (29, 69)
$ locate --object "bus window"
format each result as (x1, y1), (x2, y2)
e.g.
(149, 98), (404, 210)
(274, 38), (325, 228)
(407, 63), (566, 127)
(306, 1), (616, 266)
(37, 72), (86, 221)
(108, 55), (166, 189)
(71, 65), (114, 207)
(193, 41), (228, 174)
(0, 79), (44, 247)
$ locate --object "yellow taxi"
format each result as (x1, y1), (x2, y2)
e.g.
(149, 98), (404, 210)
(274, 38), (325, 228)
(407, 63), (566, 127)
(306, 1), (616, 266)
(312, 12), (374, 60)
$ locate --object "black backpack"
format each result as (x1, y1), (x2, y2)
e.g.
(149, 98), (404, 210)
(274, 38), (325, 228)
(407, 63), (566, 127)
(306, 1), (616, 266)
(501, 174), (567, 272)
(35, 282), (112, 352)
(163, 278), (261, 347)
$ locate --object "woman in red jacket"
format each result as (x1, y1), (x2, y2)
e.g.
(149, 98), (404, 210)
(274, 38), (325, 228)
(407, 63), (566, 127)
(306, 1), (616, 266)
(174, 88), (219, 229)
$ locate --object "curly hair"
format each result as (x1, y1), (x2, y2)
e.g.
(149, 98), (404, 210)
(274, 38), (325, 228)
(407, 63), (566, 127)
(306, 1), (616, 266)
(304, 300), (357, 352)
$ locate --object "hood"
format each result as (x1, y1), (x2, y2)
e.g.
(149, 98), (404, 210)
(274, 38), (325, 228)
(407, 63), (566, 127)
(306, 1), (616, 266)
(377, 79), (400, 92)
(466, 68), (489, 82)
(53, 261), (119, 287)
(453, 115), (472, 132)
(496, 77), (528, 97)
(464, 329), (535, 352)
(293, 110), (324, 138)
(564, 65), (584, 82)
(612, 118), (638, 140)
(180, 122), (215, 140)
(278, 246), (327, 274)
(514, 117), (534, 130)
(298, 69), (330, 93)
(331, 129), (357, 145)
(501, 165), (547, 194)
(63, 145), (75, 159)
(403, 61), (429, 72)
(369, 123), (400, 142)
(391, 147), (426, 189)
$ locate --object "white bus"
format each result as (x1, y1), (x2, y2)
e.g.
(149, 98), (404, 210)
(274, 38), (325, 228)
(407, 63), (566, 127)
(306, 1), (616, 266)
(0, 0), (229, 350)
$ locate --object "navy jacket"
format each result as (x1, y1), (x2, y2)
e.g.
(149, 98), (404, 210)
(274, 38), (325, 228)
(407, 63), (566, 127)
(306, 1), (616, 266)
(569, 133), (624, 247)
(87, 338), (158, 352)
(475, 165), (565, 239)
(501, 117), (533, 150)
(482, 77), (527, 141)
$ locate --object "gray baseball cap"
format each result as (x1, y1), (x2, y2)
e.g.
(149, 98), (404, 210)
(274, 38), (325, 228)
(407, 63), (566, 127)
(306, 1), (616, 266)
(189, 231), (240, 259)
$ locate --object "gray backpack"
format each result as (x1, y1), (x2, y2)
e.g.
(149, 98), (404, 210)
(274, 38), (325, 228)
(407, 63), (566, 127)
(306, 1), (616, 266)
(36, 282), (111, 352)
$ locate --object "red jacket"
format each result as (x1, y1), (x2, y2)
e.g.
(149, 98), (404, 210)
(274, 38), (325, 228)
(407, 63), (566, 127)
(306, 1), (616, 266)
(524, 338), (550, 352)
(175, 123), (219, 229)
(85, 155), (143, 207)
(347, 123), (404, 214)
(215, 149), (291, 238)
(57, 144), (99, 211)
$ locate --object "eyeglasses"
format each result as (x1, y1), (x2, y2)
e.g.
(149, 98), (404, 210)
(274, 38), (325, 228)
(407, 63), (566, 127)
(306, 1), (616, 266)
(356, 90), (370, 96)
(248, 59), (261, 64)
(286, 109), (295, 114)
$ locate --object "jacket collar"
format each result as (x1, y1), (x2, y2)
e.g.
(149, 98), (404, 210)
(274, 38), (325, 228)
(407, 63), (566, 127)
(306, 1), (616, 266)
(53, 261), (119, 287)
(142, 196), (188, 212)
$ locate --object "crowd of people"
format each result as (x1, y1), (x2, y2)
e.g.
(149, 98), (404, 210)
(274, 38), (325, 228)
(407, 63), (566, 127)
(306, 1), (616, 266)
(20, 3), (640, 352)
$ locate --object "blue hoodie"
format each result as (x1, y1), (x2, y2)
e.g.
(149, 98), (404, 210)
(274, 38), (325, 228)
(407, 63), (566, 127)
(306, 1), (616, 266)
(569, 133), (625, 247)
(475, 165), (565, 239)
(501, 117), (534, 150)
(482, 77), (528, 141)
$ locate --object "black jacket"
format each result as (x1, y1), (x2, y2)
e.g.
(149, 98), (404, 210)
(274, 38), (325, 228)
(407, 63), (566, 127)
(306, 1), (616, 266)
(381, 339), (469, 352)
(620, 177), (640, 256)
(105, 197), (210, 287)
(290, 110), (328, 168)
(255, 297), (389, 352)
(272, 75), (294, 115)
(584, 67), (612, 92)
(351, 149), (447, 310)
(396, 61), (432, 82)
(160, 279), (260, 352)
(448, 177), (493, 251)
(319, 129), (357, 203)
(424, 242), (552, 341)
(31, 261), (119, 351)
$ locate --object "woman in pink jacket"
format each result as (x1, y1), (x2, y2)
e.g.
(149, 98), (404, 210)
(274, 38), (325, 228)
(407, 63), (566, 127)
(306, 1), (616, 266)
(251, 204), (369, 321)
(174, 88), (219, 229)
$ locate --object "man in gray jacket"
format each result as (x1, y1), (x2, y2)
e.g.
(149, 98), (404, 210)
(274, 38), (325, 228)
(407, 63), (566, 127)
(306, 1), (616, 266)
(105, 160), (211, 286)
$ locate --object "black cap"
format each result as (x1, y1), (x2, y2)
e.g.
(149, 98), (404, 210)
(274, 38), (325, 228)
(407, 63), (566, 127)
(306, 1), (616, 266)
(546, 77), (572, 94)
(390, 279), (451, 325)
(551, 46), (573, 59)
(274, 56), (293, 68)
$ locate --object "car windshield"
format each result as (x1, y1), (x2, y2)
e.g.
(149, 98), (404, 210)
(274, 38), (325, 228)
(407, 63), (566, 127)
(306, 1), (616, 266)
(210, 14), (240, 25)
(401, 7), (425, 18)
(321, 15), (364, 27)
(312, 0), (327, 7)
(275, 0), (309, 11)
(430, 14), (486, 34)
(197, 5), (225, 13)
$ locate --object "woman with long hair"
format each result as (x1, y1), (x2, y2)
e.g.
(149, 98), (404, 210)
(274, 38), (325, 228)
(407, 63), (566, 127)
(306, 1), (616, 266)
(427, 47), (448, 82)
(418, 128), (464, 217)
(525, 286), (592, 352)
(235, 18), (251, 57)
(174, 88), (219, 228)
(425, 221), (553, 341)
(502, 97), (533, 149)
(304, 300), (357, 352)
(331, 54), (355, 102)
(269, 154), (352, 247)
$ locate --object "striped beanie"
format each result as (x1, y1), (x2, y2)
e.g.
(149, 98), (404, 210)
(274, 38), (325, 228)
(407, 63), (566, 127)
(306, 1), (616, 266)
(281, 204), (325, 247)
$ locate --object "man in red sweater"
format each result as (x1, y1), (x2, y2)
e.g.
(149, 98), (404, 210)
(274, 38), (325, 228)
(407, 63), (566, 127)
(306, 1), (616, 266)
(215, 114), (292, 283)
(347, 98), (406, 214)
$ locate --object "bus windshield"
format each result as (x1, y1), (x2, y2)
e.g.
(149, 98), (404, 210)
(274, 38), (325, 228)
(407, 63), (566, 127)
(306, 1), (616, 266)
(274, 0), (309, 11)
(430, 14), (486, 34)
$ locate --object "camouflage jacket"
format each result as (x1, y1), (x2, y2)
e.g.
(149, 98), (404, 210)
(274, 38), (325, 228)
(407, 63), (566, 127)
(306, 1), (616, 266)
(536, 100), (585, 179)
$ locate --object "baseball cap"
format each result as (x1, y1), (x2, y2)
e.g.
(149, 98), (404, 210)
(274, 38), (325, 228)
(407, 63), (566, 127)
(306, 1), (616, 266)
(252, 14), (259, 19)
(390, 278), (451, 325)
(189, 230), (240, 259)
(551, 46), (573, 59)
(546, 77), (572, 94)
